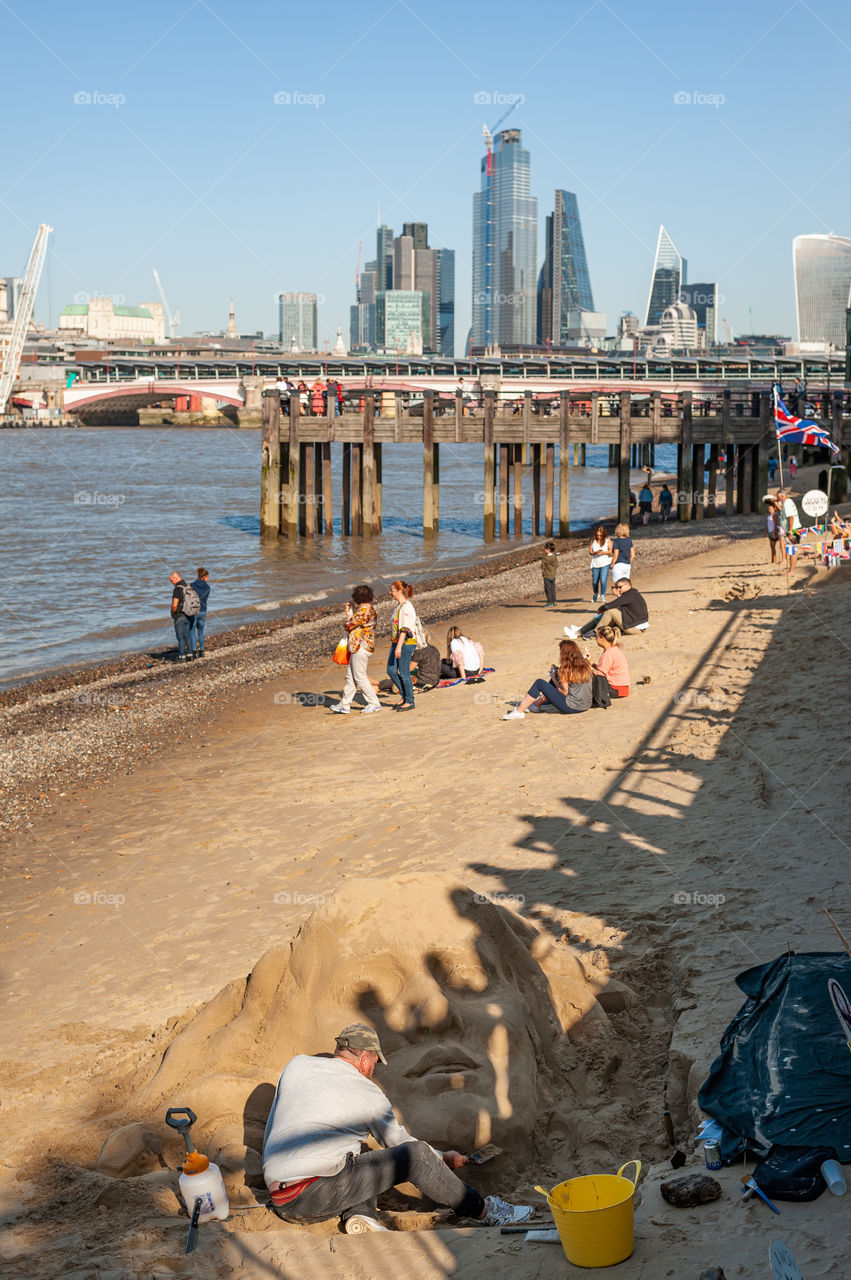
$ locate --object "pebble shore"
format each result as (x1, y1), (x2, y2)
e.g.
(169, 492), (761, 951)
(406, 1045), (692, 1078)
(0, 515), (757, 842)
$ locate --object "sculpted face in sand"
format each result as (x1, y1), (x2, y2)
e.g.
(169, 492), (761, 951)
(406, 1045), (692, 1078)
(145, 876), (602, 1154)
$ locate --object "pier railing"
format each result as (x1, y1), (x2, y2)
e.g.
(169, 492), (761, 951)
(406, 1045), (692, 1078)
(260, 388), (848, 540)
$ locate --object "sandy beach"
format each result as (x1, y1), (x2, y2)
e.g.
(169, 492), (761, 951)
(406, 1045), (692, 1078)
(2, 472), (850, 1280)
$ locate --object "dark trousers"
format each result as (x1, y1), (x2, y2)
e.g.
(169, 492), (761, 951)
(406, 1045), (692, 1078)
(527, 678), (585, 714)
(543, 577), (556, 605)
(173, 614), (192, 657)
(273, 1142), (484, 1226)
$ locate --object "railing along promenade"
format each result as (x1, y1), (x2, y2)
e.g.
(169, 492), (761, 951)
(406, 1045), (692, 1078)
(260, 386), (848, 541)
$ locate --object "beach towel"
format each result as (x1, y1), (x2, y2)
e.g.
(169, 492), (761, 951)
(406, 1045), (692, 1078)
(438, 667), (495, 688)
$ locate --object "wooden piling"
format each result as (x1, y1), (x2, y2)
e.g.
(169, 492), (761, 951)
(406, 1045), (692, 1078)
(590, 391), (600, 444)
(559, 390), (570, 537)
(499, 441), (510, 539)
(322, 442), (333, 535)
(532, 443), (542, 535)
(678, 391), (693, 522)
(483, 390), (495, 541)
(618, 391), (631, 526)
(342, 443), (351, 535)
(545, 443), (555, 537)
(374, 442), (383, 532)
(692, 442), (704, 521)
(351, 442), (363, 534)
(513, 443), (523, 537)
(362, 391), (375, 539)
(756, 393), (771, 509)
(433, 442), (440, 530)
(423, 390), (435, 536)
(260, 389), (281, 538)
(313, 442), (323, 533)
(706, 443), (718, 518)
(286, 395), (300, 538)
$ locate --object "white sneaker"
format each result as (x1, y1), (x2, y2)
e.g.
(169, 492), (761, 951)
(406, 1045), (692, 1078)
(563, 625), (580, 640)
(361, 704), (382, 714)
(502, 708), (525, 720)
(343, 1214), (389, 1234)
(478, 1195), (534, 1227)
(330, 703), (350, 714)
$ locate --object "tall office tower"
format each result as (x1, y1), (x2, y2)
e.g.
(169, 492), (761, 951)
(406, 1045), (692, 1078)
(278, 292), (318, 351)
(793, 233), (851, 347)
(359, 260), (379, 305)
(414, 247), (438, 351)
(393, 234), (415, 291)
(375, 290), (429, 354)
(403, 222), (429, 251)
(472, 128), (538, 348)
(377, 225), (394, 291)
(645, 226), (687, 326)
(436, 247), (455, 357)
(0, 276), (22, 323)
(679, 282), (718, 344)
(537, 190), (594, 346)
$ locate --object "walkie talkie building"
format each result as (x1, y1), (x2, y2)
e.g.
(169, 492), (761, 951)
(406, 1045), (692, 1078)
(793, 233), (851, 348)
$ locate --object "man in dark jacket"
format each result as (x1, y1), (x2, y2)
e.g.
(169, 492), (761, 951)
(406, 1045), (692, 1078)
(169, 571), (194, 661)
(565, 579), (649, 639)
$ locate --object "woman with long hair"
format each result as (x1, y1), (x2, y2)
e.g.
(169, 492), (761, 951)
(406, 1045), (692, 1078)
(441, 625), (484, 680)
(330, 584), (381, 714)
(387, 580), (419, 711)
(588, 524), (613, 603)
(592, 625), (630, 698)
(502, 640), (593, 719)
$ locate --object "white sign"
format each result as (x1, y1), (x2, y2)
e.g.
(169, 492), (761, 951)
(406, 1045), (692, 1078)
(801, 489), (828, 518)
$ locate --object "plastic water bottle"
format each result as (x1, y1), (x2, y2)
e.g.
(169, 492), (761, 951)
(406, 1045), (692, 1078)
(178, 1151), (229, 1221)
(820, 1159), (847, 1196)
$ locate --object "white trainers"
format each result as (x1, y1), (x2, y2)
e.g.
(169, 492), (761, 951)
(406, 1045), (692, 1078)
(343, 1214), (389, 1234)
(361, 704), (382, 714)
(502, 708), (525, 720)
(563, 625), (580, 640)
(478, 1195), (534, 1227)
(330, 703), (350, 714)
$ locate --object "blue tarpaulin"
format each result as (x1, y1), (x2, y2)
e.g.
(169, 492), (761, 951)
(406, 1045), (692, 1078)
(698, 952), (851, 1163)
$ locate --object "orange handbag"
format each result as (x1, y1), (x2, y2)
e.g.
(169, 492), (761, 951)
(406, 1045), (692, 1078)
(332, 636), (349, 665)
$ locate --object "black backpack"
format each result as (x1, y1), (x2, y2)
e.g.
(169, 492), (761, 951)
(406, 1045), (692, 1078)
(591, 674), (611, 709)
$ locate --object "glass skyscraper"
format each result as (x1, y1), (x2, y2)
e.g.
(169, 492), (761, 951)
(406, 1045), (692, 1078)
(793, 233), (851, 347)
(679, 282), (718, 344)
(537, 190), (594, 346)
(436, 247), (455, 357)
(278, 292), (317, 350)
(472, 129), (538, 348)
(375, 290), (429, 354)
(645, 226), (686, 326)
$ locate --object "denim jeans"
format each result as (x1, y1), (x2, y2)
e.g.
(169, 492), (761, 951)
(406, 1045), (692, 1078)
(527, 677), (586, 714)
(543, 578), (556, 605)
(189, 613), (206, 652)
(272, 1142), (484, 1225)
(591, 565), (609, 597)
(173, 614), (192, 657)
(386, 643), (415, 705)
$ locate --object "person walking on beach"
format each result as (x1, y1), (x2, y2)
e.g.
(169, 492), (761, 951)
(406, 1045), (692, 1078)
(331, 585), (381, 715)
(502, 639), (592, 720)
(169, 571), (200, 662)
(387, 580), (419, 711)
(610, 523), (634, 585)
(564, 578), (649, 640)
(638, 480), (654, 526)
(659, 484), (673, 521)
(541, 540), (558, 607)
(188, 568), (210, 658)
(588, 525), (613, 604)
(263, 1022), (533, 1233)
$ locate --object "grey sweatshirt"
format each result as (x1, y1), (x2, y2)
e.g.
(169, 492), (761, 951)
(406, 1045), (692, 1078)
(263, 1054), (422, 1185)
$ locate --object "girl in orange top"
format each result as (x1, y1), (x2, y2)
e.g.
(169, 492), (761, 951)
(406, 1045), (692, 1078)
(593, 625), (630, 698)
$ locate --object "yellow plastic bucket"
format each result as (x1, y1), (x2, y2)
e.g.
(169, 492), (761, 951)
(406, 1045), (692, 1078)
(536, 1160), (641, 1268)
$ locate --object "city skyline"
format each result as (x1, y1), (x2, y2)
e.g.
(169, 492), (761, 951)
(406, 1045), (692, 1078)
(1, 0), (849, 351)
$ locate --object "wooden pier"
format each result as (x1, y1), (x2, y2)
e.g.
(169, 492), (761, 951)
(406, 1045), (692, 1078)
(260, 387), (848, 540)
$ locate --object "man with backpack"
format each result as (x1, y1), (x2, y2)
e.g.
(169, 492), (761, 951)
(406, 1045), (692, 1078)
(169, 571), (201, 662)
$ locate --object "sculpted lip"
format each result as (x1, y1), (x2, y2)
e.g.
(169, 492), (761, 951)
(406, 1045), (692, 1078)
(400, 1043), (482, 1079)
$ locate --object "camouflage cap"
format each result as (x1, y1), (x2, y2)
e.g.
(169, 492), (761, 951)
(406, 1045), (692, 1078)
(335, 1022), (387, 1064)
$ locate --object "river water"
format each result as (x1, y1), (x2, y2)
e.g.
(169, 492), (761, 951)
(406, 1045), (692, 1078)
(0, 427), (676, 687)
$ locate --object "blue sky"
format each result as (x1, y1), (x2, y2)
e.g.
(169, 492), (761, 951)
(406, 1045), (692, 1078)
(1, 0), (848, 352)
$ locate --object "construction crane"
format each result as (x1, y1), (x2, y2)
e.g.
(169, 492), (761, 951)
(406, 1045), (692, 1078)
(152, 268), (181, 338)
(481, 100), (520, 348)
(722, 317), (733, 344)
(0, 222), (52, 415)
(355, 240), (362, 295)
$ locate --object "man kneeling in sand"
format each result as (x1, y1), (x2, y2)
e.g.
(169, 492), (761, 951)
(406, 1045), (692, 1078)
(564, 578), (648, 641)
(263, 1022), (533, 1234)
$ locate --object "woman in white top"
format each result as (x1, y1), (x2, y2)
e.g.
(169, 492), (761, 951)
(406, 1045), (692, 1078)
(441, 626), (484, 680)
(588, 524), (613, 604)
(387, 579), (419, 710)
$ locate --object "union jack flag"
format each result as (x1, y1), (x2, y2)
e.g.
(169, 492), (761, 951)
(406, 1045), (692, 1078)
(774, 392), (839, 454)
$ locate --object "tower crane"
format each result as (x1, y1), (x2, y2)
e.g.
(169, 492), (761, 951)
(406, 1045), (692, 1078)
(722, 317), (733, 344)
(152, 268), (181, 338)
(0, 223), (52, 414)
(481, 99), (520, 348)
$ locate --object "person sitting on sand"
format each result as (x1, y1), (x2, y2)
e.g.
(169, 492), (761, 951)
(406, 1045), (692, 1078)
(441, 626), (484, 681)
(502, 639), (592, 720)
(830, 511), (851, 539)
(592, 626), (630, 698)
(263, 1022), (533, 1233)
(411, 633), (441, 690)
(564, 578), (648, 640)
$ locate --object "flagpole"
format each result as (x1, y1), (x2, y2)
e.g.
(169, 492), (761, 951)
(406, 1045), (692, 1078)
(773, 384), (785, 491)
